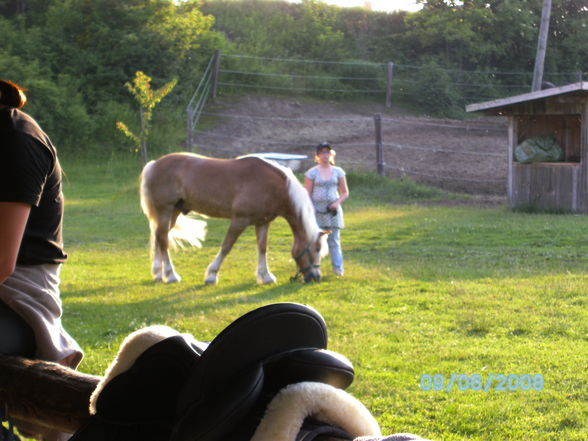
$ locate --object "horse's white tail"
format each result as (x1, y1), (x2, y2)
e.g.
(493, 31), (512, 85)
(140, 160), (207, 251)
(168, 215), (207, 249)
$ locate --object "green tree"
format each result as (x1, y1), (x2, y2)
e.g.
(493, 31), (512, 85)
(117, 71), (177, 163)
(39, 0), (217, 106)
(409, 60), (461, 117)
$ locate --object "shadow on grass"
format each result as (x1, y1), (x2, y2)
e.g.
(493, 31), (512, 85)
(66, 277), (310, 343)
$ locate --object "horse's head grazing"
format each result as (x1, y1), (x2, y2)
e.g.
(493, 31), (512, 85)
(292, 231), (329, 283)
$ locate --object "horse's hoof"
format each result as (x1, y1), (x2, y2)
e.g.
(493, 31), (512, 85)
(257, 275), (277, 284)
(204, 268), (219, 284)
(164, 273), (182, 283)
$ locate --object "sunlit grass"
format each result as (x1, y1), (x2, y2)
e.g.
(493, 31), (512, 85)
(56, 153), (588, 441)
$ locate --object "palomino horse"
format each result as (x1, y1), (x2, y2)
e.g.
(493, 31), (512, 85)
(140, 153), (328, 284)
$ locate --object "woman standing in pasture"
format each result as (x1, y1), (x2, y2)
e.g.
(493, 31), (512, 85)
(0, 79), (83, 439)
(305, 142), (349, 276)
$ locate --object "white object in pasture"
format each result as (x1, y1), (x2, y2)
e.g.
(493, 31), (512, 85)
(249, 152), (308, 171)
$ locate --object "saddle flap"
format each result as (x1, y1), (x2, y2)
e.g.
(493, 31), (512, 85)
(176, 303), (328, 415)
(263, 348), (354, 394)
(95, 335), (199, 423)
(170, 364), (265, 441)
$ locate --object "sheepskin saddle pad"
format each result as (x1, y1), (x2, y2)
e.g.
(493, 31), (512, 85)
(69, 303), (359, 441)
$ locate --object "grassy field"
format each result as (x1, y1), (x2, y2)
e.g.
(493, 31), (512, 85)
(58, 153), (587, 441)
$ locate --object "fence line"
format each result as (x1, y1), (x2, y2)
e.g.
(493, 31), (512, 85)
(380, 116), (505, 131)
(199, 111), (506, 132)
(383, 164), (504, 183)
(221, 68), (537, 90)
(193, 130), (316, 147)
(384, 142), (504, 157)
(222, 53), (379, 66)
(193, 129), (504, 158)
(201, 111), (369, 122)
(218, 81), (383, 94)
(192, 129), (505, 185)
(217, 80), (526, 102)
(392, 77), (528, 89)
(216, 53), (585, 108)
(220, 69), (380, 81)
(223, 53), (582, 77)
(195, 129), (373, 149)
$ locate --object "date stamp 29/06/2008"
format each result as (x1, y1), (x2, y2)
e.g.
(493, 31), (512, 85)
(420, 373), (544, 392)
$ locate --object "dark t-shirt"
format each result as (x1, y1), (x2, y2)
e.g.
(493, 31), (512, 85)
(0, 107), (67, 265)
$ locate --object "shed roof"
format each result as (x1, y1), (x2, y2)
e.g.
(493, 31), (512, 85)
(466, 81), (588, 114)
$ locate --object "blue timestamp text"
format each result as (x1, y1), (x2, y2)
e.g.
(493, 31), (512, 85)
(420, 373), (544, 392)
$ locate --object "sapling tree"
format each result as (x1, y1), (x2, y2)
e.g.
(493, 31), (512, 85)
(117, 71), (177, 163)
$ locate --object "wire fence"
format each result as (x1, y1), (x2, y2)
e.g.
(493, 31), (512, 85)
(186, 53), (573, 194)
(218, 53), (585, 105)
(186, 54), (216, 150)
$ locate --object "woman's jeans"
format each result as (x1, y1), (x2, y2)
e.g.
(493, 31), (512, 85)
(326, 228), (344, 273)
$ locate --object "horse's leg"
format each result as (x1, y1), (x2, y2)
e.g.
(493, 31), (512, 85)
(148, 217), (164, 282)
(155, 211), (182, 283)
(255, 223), (277, 284)
(152, 246), (164, 282)
(205, 218), (248, 285)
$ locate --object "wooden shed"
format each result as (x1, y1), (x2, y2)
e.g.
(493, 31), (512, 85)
(466, 82), (588, 212)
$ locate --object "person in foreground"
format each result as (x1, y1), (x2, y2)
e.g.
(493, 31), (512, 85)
(0, 79), (83, 441)
(305, 142), (349, 276)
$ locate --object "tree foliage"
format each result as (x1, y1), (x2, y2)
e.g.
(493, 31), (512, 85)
(117, 71), (177, 163)
(1, 0), (221, 152)
(0, 0), (586, 149)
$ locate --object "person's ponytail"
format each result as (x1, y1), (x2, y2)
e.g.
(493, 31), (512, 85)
(0, 79), (27, 109)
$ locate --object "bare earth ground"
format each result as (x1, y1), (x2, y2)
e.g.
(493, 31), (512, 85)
(193, 95), (509, 205)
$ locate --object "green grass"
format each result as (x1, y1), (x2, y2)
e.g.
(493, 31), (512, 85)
(58, 153), (587, 441)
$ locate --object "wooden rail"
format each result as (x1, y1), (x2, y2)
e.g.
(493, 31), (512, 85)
(0, 356), (100, 433)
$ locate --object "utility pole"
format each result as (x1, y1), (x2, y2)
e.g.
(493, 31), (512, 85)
(531, 0), (552, 91)
(385, 62), (394, 108)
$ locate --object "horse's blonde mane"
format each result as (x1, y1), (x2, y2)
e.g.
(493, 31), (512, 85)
(285, 168), (321, 244)
(242, 156), (321, 244)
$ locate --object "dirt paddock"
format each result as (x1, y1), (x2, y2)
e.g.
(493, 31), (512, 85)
(193, 95), (509, 203)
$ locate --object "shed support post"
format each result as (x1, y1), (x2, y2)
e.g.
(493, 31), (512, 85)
(581, 101), (588, 211)
(507, 117), (516, 207)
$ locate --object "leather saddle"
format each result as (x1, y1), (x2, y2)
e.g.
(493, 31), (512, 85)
(70, 303), (355, 441)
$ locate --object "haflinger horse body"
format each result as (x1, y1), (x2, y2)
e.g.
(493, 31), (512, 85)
(140, 152), (328, 284)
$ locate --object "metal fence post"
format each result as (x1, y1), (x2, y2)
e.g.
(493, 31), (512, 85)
(212, 50), (221, 101)
(186, 107), (193, 152)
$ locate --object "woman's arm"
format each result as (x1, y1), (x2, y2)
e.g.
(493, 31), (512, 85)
(330, 175), (349, 210)
(0, 202), (31, 283)
(304, 177), (314, 196)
